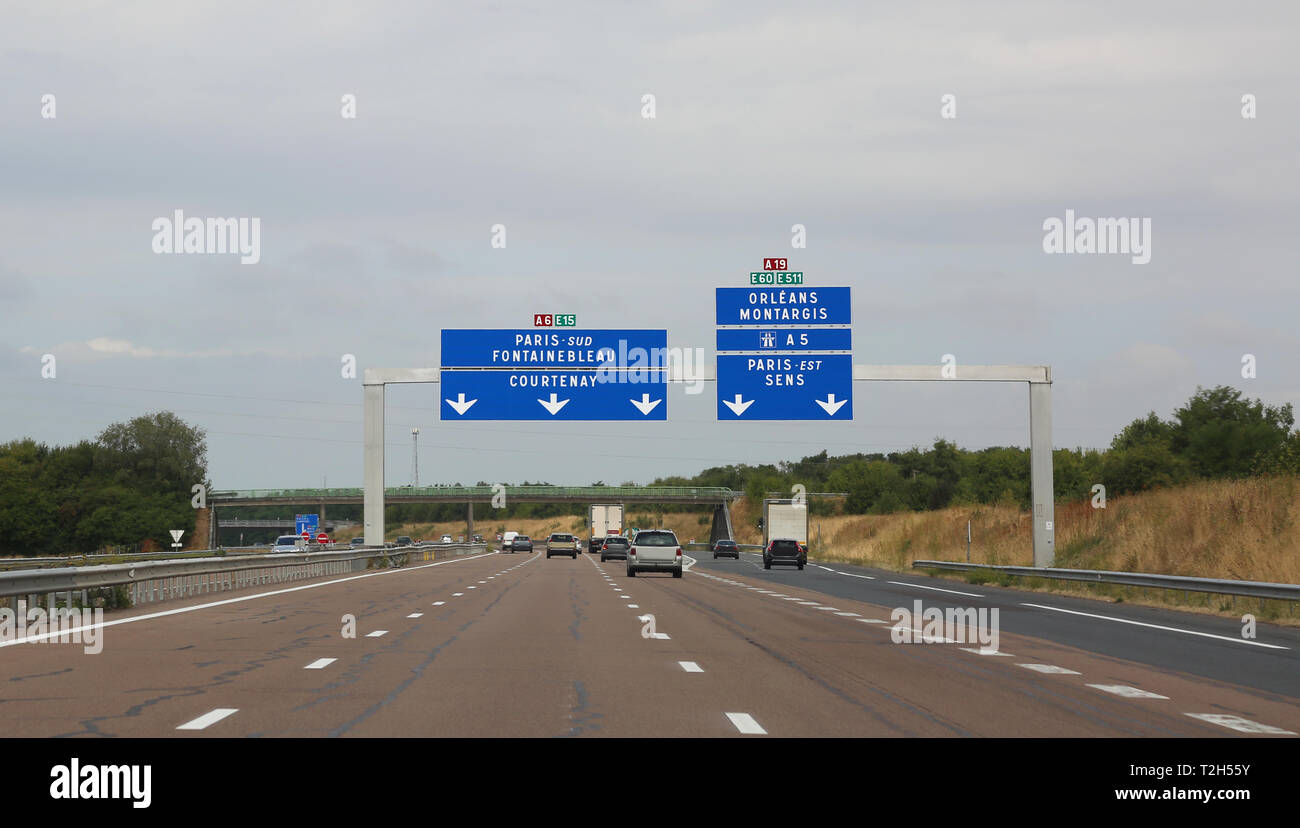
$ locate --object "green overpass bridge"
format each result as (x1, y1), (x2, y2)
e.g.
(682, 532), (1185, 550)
(211, 485), (740, 507)
(206, 486), (743, 548)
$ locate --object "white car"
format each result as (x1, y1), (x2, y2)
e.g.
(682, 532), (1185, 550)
(627, 529), (682, 578)
(440, 534), (453, 543)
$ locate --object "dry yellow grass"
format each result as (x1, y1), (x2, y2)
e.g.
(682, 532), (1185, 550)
(731, 477), (1300, 584)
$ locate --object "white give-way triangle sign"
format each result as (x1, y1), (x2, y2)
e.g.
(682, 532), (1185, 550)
(538, 394), (570, 415)
(169, 529), (184, 542)
(445, 393), (477, 415)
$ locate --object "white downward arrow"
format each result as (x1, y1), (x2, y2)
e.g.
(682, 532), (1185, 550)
(538, 393), (570, 415)
(723, 394), (753, 416)
(445, 393), (477, 415)
(816, 393), (847, 415)
(631, 393), (661, 415)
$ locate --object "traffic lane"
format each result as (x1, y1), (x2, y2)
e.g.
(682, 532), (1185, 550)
(347, 549), (768, 737)
(0, 551), (529, 737)
(694, 552), (1300, 698)
(631, 563), (1300, 736)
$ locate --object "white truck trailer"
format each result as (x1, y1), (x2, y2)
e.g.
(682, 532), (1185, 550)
(588, 503), (625, 553)
(763, 499), (809, 548)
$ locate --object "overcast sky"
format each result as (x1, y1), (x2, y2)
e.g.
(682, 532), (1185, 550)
(2, 1), (1297, 491)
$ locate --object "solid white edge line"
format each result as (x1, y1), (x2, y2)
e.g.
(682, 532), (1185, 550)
(1021, 603), (1290, 650)
(177, 708), (238, 731)
(0, 550), (501, 648)
(887, 580), (983, 597)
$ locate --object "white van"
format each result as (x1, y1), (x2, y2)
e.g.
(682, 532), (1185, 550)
(501, 531), (518, 551)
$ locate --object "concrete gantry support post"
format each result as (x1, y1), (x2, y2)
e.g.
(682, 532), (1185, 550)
(363, 381), (386, 547)
(1029, 378), (1055, 567)
(467, 500), (475, 538)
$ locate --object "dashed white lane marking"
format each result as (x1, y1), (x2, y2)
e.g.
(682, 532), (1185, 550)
(366, 630), (389, 638)
(478, 580), (487, 583)
(679, 661), (704, 673)
(858, 619), (887, 624)
(1021, 603), (1290, 650)
(798, 601), (819, 606)
(1017, 664), (1079, 675)
(177, 708), (239, 731)
(627, 604), (639, 608)
(467, 586), (477, 589)
(781, 597), (802, 601)
(835, 612), (860, 617)
(834, 571), (876, 580)
(725, 713), (767, 735)
(304, 658), (337, 670)
(619, 594), (631, 598)
(452, 592), (464, 597)
(406, 613), (423, 618)
(815, 607), (839, 612)
(959, 647), (1012, 656)
(432, 601), (446, 606)
(815, 565), (836, 572)
(887, 580), (983, 598)
(1087, 684), (1169, 699)
(1184, 714), (1296, 735)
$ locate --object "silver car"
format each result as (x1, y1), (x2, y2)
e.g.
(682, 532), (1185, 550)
(627, 529), (682, 578)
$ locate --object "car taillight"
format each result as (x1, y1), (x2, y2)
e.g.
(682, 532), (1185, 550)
(630, 547), (636, 555)
(675, 547), (682, 557)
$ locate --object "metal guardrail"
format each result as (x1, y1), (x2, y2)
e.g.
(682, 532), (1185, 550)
(0, 543), (489, 609)
(911, 561), (1300, 601)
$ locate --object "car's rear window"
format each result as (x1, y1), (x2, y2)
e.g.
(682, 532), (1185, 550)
(515, 536), (530, 541)
(635, 532), (678, 546)
(551, 534), (574, 541)
(603, 538), (629, 547)
(718, 540), (736, 546)
(771, 540), (801, 553)
(275, 536), (298, 545)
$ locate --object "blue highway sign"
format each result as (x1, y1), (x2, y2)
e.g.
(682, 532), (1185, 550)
(441, 329), (668, 368)
(715, 287), (851, 326)
(716, 328), (851, 352)
(295, 514), (319, 536)
(441, 369), (668, 421)
(716, 354), (852, 420)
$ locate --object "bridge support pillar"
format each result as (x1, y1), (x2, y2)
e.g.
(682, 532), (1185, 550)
(467, 500), (474, 538)
(363, 382), (385, 546)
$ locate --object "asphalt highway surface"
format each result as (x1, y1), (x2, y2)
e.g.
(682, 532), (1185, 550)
(2, 549), (1296, 737)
